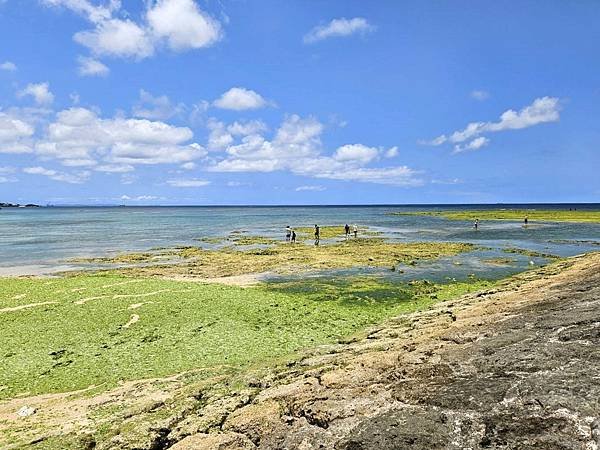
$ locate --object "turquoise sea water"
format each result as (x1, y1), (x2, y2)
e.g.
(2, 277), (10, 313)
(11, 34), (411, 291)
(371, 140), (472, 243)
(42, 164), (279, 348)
(1, 204), (599, 277)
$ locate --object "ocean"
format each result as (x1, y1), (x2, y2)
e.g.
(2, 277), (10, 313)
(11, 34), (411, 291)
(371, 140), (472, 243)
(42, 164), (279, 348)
(1, 204), (600, 277)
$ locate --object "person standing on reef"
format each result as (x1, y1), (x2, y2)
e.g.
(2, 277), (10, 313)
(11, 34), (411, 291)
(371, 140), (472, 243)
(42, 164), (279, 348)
(344, 223), (350, 239)
(474, 218), (479, 230)
(291, 229), (296, 244)
(524, 216), (529, 227)
(286, 225), (292, 242)
(353, 224), (358, 238)
(314, 224), (320, 246)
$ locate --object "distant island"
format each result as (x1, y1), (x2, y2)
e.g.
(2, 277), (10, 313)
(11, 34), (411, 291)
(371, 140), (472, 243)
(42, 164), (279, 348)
(0, 202), (40, 208)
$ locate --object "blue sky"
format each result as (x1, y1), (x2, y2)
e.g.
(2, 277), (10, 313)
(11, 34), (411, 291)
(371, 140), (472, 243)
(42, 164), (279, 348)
(0, 0), (599, 205)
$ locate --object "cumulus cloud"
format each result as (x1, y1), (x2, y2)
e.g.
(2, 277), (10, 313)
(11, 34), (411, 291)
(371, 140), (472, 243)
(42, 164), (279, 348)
(0, 111), (35, 153)
(453, 136), (489, 154)
(424, 96), (561, 153)
(209, 115), (421, 186)
(75, 18), (154, 59)
(334, 144), (379, 164)
(304, 17), (375, 44)
(0, 61), (17, 71)
(166, 178), (210, 187)
(17, 82), (54, 105)
(45, 0), (222, 62)
(133, 89), (184, 120)
(207, 118), (268, 150)
(213, 87), (268, 111)
(23, 166), (90, 184)
(147, 0), (222, 51)
(34, 107), (206, 166)
(77, 56), (110, 76)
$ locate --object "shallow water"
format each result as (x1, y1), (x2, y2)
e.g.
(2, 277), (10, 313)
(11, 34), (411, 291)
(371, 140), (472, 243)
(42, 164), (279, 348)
(1, 204), (599, 277)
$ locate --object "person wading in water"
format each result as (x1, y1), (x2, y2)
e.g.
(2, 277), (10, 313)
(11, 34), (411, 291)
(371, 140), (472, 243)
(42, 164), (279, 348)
(314, 224), (320, 246)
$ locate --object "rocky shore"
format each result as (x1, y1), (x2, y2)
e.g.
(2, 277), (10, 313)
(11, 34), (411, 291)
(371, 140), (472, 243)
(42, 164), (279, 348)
(3, 252), (599, 449)
(169, 253), (600, 449)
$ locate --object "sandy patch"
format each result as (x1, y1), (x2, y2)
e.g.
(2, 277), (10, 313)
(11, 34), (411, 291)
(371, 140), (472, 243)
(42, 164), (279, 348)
(112, 289), (171, 299)
(74, 295), (108, 305)
(11, 294), (27, 300)
(122, 314), (140, 329)
(0, 302), (58, 313)
(128, 302), (153, 310)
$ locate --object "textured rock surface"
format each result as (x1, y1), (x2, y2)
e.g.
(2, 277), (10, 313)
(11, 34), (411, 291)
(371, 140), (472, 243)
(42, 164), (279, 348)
(179, 253), (600, 449)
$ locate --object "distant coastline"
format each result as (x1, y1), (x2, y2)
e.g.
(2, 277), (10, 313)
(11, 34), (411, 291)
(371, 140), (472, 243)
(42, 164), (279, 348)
(0, 202), (40, 208)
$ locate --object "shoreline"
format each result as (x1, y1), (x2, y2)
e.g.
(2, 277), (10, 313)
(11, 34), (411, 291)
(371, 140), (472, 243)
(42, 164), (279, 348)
(1, 251), (597, 448)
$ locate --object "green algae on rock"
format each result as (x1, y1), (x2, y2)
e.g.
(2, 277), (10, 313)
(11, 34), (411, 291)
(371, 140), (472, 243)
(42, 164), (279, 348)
(390, 209), (600, 223)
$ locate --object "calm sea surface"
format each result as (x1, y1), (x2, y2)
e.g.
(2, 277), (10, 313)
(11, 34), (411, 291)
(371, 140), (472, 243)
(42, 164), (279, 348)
(1, 204), (599, 277)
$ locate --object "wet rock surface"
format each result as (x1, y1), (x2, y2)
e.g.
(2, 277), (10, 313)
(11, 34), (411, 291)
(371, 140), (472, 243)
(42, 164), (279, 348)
(177, 254), (600, 449)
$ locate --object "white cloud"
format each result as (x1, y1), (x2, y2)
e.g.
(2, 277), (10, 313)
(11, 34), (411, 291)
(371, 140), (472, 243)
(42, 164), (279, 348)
(0, 61), (17, 71)
(95, 164), (134, 173)
(45, 0), (222, 61)
(75, 18), (154, 59)
(147, 0), (222, 51)
(23, 166), (90, 184)
(133, 89), (184, 120)
(453, 136), (489, 154)
(470, 90), (490, 101)
(334, 144), (379, 164)
(35, 107), (206, 166)
(120, 194), (160, 201)
(295, 185), (325, 192)
(0, 166), (17, 183)
(207, 118), (268, 150)
(425, 97), (561, 152)
(226, 181), (251, 187)
(209, 114), (422, 186)
(41, 0), (118, 23)
(306, 165), (422, 186)
(213, 87), (268, 111)
(304, 17), (375, 44)
(77, 56), (109, 76)
(167, 178), (210, 187)
(385, 146), (398, 158)
(181, 162), (196, 170)
(0, 112), (35, 154)
(17, 82), (55, 105)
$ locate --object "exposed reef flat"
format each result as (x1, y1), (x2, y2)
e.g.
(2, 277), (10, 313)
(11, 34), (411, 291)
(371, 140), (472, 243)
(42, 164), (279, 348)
(2, 252), (598, 449)
(391, 208), (600, 223)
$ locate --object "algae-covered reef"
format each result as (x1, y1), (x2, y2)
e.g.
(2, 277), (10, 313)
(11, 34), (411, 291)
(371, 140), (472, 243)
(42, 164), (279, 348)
(80, 238), (475, 279)
(2, 253), (597, 449)
(390, 209), (600, 223)
(0, 274), (490, 403)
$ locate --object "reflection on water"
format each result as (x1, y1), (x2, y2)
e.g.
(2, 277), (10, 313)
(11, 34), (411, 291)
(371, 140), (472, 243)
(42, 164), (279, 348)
(1, 205), (599, 277)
